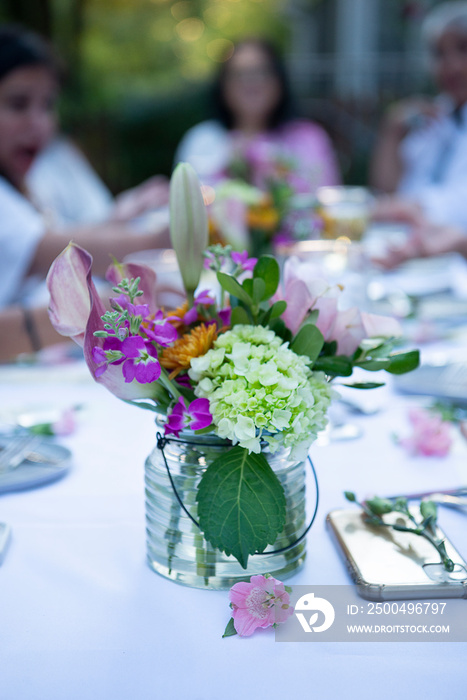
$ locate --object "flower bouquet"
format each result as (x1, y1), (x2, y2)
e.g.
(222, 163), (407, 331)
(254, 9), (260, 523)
(210, 142), (322, 257)
(47, 163), (419, 588)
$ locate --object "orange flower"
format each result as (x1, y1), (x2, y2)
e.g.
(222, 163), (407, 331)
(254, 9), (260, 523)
(160, 323), (218, 379)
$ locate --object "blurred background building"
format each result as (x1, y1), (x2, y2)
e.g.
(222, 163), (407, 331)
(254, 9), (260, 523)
(0, 0), (441, 189)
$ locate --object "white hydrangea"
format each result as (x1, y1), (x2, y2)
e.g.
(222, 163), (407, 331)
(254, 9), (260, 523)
(188, 324), (334, 456)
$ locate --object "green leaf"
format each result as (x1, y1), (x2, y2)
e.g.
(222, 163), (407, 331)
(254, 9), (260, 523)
(217, 271), (252, 306)
(268, 318), (292, 343)
(321, 340), (337, 356)
(357, 359), (390, 371)
(230, 306), (251, 326)
(313, 356), (353, 377)
(386, 350), (420, 375)
(301, 309), (319, 326)
(340, 382), (385, 390)
(269, 300), (287, 319)
(197, 446), (286, 569)
(252, 277), (266, 305)
(253, 256), (280, 300)
(344, 491), (356, 502)
(366, 496), (394, 516)
(420, 500), (438, 523)
(222, 617), (238, 638)
(290, 325), (324, 365)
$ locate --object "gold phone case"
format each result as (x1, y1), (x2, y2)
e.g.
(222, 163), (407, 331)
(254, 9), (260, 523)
(326, 508), (467, 601)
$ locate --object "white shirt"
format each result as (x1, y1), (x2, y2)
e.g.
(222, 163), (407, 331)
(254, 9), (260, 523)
(27, 137), (113, 226)
(0, 177), (45, 309)
(398, 99), (467, 228)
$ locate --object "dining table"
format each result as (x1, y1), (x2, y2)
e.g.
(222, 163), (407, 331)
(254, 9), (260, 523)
(1, 263), (467, 699)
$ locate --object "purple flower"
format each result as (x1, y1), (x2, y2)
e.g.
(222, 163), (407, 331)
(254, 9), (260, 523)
(93, 335), (161, 384)
(218, 307), (231, 327)
(231, 250), (257, 272)
(182, 307), (198, 325)
(120, 336), (161, 383)
(144, 310), (178, 347)
(195, 289), (216, 306)
(111, 294), (150, 319)
(165, 397), (212, 436)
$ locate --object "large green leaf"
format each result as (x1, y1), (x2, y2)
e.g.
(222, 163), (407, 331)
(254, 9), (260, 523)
(290, 324), (324, 365)
(253, 256), (280, 300)
(196, 446), (286, 569)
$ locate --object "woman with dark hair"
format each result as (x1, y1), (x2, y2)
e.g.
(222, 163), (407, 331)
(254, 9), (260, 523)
(0, 25), (172, 359)
(0, 24), (170, 313)
(175, 39), (340, 193)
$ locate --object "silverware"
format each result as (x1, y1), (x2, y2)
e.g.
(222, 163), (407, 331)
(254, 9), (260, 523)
(0, 435), (41, 472)
(387, 487), (467, 511)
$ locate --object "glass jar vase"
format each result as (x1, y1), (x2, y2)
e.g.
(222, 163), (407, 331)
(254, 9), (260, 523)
(145, 427), (314, 590)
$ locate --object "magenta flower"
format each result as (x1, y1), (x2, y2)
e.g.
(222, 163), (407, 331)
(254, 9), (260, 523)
(229, 574), (294, 637)
(218, 307), (231, 327)
(165, 397), (212, 436)
(231, 250), (258, 272)
(93, 336), (161, 384)
(111, 293), (150, 320)
(144, 310), (178, 346)
(195, 289), (216, 306)
(399, 408), (452, 457)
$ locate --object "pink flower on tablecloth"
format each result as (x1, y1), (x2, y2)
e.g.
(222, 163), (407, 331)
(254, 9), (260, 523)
(229, 574), (294, 637)
(399, 408), (452, 457)
(51, 408), (76, 436)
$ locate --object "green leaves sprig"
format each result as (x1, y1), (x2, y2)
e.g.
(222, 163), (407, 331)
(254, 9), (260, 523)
(344, 491), (454, 572)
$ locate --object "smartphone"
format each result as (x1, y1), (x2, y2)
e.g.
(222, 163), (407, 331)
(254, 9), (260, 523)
(326, 509), (467, 601)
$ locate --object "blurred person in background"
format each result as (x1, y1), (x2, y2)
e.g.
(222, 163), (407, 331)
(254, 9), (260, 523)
(0, 25), (172, 360)
(0, 24), (170, 313)
(175, 38), (341, 194)
(371, 1), (467, 231)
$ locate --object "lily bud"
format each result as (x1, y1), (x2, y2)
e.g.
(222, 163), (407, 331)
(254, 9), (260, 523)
(169, 162), (208, 302)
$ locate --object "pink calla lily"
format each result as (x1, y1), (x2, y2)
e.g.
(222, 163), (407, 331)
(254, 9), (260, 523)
(46, 243), (104, 347)
(106, 260), (158, 314)
(47, 243), (162, 401)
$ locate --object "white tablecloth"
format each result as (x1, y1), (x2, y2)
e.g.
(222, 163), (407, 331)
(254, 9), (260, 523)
(1, 356), (466, 700)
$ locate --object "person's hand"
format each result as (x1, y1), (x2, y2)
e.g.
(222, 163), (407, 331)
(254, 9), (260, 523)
(372, 222), (466, 269)
(371, 195), (426, 228)
(111, 176), (170, 221)
(383, 97), (440, 139)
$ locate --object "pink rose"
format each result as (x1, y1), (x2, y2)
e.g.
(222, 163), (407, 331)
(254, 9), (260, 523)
(229, 574), (294, 637)
(399, 408), (452, 457)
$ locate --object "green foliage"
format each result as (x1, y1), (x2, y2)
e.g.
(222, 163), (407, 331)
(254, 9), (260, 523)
(290, 324), (324, 365)
(197, 446), (286, 569)
(345, 492), (454, 572)
(222, 618), (237, 638)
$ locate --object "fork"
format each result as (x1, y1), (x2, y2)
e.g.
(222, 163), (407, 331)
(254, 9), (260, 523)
(0, 435), (41, 473)
(386, 487), (467, 511)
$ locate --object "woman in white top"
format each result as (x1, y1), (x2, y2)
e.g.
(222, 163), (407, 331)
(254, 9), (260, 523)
(0, 26), (170, 359)
(371, 2), (467, 230)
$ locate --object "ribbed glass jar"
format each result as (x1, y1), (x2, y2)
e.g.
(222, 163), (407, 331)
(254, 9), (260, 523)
(145, 429), (310, 589)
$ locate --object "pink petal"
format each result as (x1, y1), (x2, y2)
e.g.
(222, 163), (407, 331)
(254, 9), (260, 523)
(47, 243), (103, 347)
(106, 261), (158, 314)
